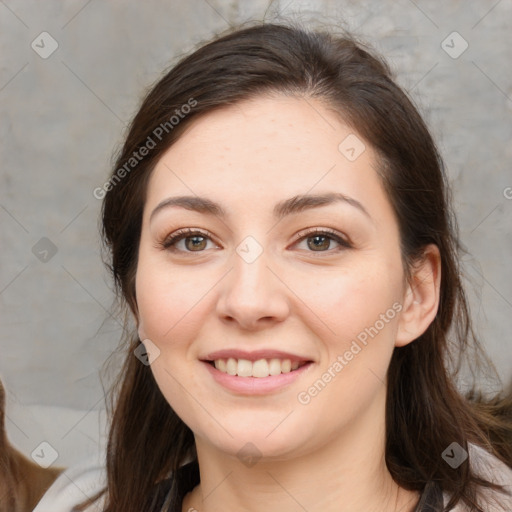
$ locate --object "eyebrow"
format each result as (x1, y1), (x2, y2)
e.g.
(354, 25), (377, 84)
(150, 192), (372, 223)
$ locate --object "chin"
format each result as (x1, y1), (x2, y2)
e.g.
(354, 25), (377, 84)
(195, 412), (315, 463)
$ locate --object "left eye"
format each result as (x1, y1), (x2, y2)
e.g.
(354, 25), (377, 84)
(293, 229), (351, 253)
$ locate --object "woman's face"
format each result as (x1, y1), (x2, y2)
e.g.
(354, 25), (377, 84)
(136, 95), (409, 460)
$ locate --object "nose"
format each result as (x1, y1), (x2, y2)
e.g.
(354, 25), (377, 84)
(215, 247), (290, 330)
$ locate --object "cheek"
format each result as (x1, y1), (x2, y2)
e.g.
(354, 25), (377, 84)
(135, 258), (213, 431)
(293, 258), (402, 343)
(291, 258), (403, 400)
(135, 254), (211, 343)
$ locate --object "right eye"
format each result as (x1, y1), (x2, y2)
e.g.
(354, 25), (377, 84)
(159, 228), (219, 254)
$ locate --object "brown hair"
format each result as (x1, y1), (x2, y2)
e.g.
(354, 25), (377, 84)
(0, 380), (63, 512)
(0, 381), (16, 511)
(81, 22), (512, 512)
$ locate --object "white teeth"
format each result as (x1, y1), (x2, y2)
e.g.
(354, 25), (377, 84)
(237, 359), (253, 377)
(214, 359), (227, 372)
(226, 357), (237, 375)
(269, 358), (282, 376)
(252, 359), (269, 378)
(212, 357), (303, 377)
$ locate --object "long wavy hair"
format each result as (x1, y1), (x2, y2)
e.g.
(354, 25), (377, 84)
(79, 22), (512, 512)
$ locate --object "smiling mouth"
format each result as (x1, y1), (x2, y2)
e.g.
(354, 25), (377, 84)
(204, 358), (310, 378)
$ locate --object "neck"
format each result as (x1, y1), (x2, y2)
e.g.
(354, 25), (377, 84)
(183, 386), (419, 512)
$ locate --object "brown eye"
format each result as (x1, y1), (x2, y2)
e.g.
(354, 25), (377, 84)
(160, 229), (217, 254)
(307, 234), (332, 251)
(184, 235), (207, 251)
(294, 228), (351, 254)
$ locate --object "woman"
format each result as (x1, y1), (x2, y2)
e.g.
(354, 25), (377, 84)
(42, 22), (511, 512)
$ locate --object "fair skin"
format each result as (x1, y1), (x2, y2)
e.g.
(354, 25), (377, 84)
(135, 95), (441, 512)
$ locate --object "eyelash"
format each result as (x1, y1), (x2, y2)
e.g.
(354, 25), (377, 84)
(158, 227), (351, 256)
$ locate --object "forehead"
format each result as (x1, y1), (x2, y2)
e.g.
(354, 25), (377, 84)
(144, 95), (391, 224)
(162, 94), (363, 164)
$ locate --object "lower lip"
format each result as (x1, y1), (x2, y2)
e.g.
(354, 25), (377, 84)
(202, 361), (313, 395)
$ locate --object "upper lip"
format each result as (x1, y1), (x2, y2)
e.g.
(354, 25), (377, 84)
(202, 349), (313, 363)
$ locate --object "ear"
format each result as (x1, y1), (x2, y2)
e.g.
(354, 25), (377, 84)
(137, 324), (146, 341)
(395, 244), (441, 347)
(127, 291), (140, 330)
(136, 313), (146, 341)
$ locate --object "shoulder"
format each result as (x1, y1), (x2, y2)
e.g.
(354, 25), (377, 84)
(34, 456), (196, 512)
(33, 454), (106, 512)
(442, 443), (512, 511)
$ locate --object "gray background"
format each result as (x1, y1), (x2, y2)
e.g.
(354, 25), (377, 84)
(1, 0), (511, 467)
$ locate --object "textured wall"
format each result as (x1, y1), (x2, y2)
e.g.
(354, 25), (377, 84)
(1, 0), (511, 467)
